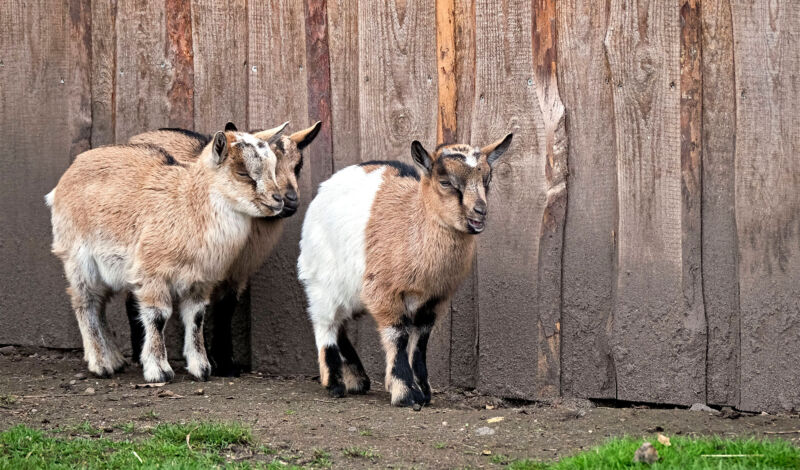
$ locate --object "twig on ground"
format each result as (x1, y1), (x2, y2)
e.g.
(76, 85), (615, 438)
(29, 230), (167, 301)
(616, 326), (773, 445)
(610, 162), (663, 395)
(132, 450), (143, 463)
(764, 430), (800, 434)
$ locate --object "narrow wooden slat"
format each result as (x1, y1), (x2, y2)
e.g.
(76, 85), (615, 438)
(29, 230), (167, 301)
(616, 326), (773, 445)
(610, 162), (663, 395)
(732, 0), (800, 412)
(304, 0), (334, 195)
(701, 0), (739, 406)
(604, 0), (706, 404)
(473, 0), (546, 399)
(435, 0), (456, 145)
(91, 0), (117, 146)
(448, 0), (479, 389)
(247, 0), (317, 376)
(557, 0), (618, 400)
(531, 0), (567, 399)
(165, 0), (194, 129)
(327, 0), (360, 171)
(115, 0), (170, 141)
(0, 0), (81, 348)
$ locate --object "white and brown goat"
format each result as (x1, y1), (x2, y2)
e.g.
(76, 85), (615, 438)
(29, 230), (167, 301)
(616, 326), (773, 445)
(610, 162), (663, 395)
(297, 134), (513, 407)
(47, 127), (285, 382)
(125, 121), (321, 375)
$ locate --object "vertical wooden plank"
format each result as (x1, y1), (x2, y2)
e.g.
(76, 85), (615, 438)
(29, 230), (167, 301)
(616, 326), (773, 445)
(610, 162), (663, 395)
(304, 0), (334, 195)
(327, 0), (360, 171)
(247, 0), (318, 376)
(165, 0), (194, 129)
(91, 0), (117, 146)
(353, 0), (441, 388)
(473, 0), (547, 398)
(0, 0), (87, 348)
(532, 0), (567, 399)
(557, 0), (618, 400)
(436, 0), (456, 145)
(679, 0), (707, 403)
(448, 0), (479, 389)
(191, 0), (247, 133)
(605, 0), (706, 404)
(732, 0), (800, 412)
(701, 0), (739, 406)
(114, 0), (170, 141)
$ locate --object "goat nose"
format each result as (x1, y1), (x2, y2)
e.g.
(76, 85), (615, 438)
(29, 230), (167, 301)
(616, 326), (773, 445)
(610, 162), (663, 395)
(272, 193), (283, 203)
(473, 201), (487, 216)
(285, 188), (298, 202)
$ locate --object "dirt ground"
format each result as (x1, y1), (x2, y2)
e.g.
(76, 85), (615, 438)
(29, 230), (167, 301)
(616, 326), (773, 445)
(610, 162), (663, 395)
(1, 347), (799, 469)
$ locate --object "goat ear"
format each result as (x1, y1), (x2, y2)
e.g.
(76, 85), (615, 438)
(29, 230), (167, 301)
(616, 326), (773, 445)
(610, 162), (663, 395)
(224, 121), (238, 132)
(411, 140), (433, 175)
(254, 121), (290, 144)
(290, 121), (322, 150)
(211, 131), (229, 165)
(481, 133), (513, 167)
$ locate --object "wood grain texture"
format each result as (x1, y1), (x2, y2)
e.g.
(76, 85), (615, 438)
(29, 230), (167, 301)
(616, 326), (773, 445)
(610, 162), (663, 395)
(165, 0), (194, 129)
(448, 0), (478, 389)
(732, 0), (800, 412)
(557, 0), (618, 400)
(0, 0), (85, 348)
(91, 0), (117, 146)
(304, 0), (334, 194)
(327, 0), (360, 171)
(532, 0), (567, 399)
(247, 0), (317, 376)
(605, 0), (706, 404)
(473, 0), (546, 398)
(191, 0), (247, 133)
(701, 0), (739, 406)
(436, 0), (457, 144)
(115, 0), (170, 141)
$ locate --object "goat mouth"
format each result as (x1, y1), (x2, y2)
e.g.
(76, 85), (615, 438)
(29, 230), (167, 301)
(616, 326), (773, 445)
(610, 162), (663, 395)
(467, 218), (485, 233)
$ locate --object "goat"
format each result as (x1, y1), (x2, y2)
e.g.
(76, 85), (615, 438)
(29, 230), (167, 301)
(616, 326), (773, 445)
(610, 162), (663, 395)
(125, 121), (322, 375)
(47, 127), (284, 382)
(297, 134), (513, 407)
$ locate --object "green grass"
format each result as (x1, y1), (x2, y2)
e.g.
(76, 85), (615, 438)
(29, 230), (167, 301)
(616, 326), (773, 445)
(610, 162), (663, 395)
(342, 446), (380, 460)
(0, 423), (299, 469)
(358, 429), (372, 437)
(0, 395), (17, 408)
(506, 436), (800, 470)
(310, 448), (332, 468)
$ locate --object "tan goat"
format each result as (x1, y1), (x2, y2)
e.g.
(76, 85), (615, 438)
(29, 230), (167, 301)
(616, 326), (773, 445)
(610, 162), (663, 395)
(47, 128), (284, 382)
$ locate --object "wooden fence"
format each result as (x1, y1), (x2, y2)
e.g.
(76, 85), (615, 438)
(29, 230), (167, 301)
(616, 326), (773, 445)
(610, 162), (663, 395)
(1, 0), (798, 412)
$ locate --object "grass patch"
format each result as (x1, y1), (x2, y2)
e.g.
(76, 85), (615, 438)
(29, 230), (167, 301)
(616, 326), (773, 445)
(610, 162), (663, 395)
(139, 409), (159, 421)
(284, 409), (296, 416)
(0, 423), (298, 469)
(342, 446), (380, 460)
(0, 395), (17, 408)
(358, 429), (372, 437)
(434, 442), (447, 449)
(310, 448), (332, 467)
(506, 436), (800, 469)
(114, 422), (136, 434)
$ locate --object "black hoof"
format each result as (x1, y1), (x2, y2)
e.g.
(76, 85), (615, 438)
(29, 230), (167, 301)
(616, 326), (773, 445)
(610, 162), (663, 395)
(348, 377), (371, 395)
(191, 366), (212, 382)
(328, 384), (346, 398)
(152, 369), (175, 383)
(113, 362), (127, 373)
(92, 369), (113, 379)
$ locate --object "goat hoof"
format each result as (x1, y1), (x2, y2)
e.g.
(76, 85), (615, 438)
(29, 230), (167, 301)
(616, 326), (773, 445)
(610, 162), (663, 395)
(347, 377), (371, 395)
(328, 384), (346, 398)
(144, 366), (174, 383)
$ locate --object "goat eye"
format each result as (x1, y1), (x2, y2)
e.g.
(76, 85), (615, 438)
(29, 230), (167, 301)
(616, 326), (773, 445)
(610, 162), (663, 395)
(237, 171), (250, 179)
(439, 180), (452, 188)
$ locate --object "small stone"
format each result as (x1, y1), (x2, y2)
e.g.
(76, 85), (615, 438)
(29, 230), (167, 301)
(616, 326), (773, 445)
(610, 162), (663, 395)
(194, 389), (205, 396)
(412, 403), (422, 411)
(84, 387), (96, 395)
(689, 403), (717, 413)
(348, 426), (357, 432)
(74, 372), (87, 380)
(69, 380), (77, 386)
(475, 426), (495, 436)
(0, 346), (16, 355)
(633, 442), (659, 464)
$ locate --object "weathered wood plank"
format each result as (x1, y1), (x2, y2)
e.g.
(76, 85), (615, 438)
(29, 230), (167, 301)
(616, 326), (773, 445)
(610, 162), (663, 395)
(473, 0), (546, 398)
(436, 0), (457, 145)
(247, 0), (318, 376)
(165, 0), (194, 129)
(353, 0), (443, 387)
(327, 0), (360, 171)
(732, 0), (800, 412)
(304, 0), (334, 195)
(701, 0), (739, 406)
(90, 0), (117, 146)
(557, 0), (618, 400)
(448, 0), (479, 389)
(531, 0), (567, 399)
(191, 0), (247, 133)
(605, 0), (706, 404)
(0, 0), (86, 348)
(115, 0), (170, 141)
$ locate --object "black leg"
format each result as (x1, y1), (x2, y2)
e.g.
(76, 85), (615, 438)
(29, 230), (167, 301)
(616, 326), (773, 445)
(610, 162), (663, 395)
(126, 292), (144, 364)
(410, 300), (437, 405)
(337, 326), (370, 394)
(207, 288), (239, 377)
(320, 344), (346, 397)
(381, 322), (425, 407)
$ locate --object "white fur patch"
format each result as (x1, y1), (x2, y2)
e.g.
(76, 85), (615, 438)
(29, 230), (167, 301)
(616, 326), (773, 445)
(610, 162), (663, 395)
(44, 189), (55, 207)
(464, 154), (478, 167)
(298, 165), (386, 347)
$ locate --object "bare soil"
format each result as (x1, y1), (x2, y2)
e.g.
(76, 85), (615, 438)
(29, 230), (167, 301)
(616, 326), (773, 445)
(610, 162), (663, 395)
(1, 347), (799, 469)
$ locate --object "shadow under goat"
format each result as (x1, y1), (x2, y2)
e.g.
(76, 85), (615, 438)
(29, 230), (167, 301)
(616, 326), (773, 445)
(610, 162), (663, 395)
(297, 133), (513, 407)
(125, 121), (322, 376)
